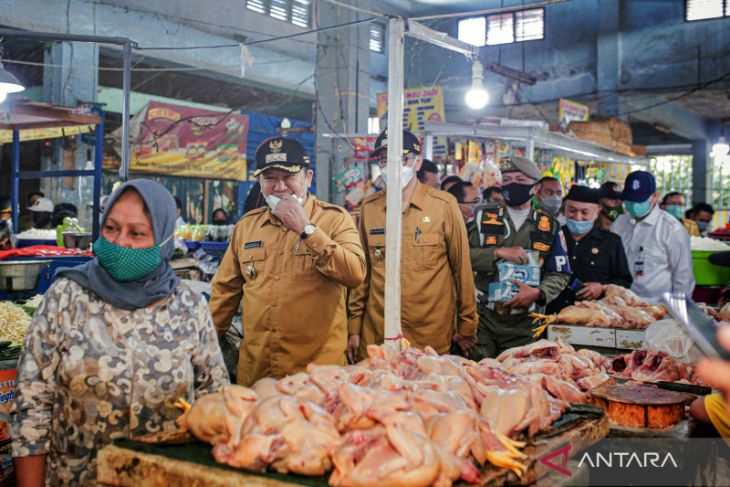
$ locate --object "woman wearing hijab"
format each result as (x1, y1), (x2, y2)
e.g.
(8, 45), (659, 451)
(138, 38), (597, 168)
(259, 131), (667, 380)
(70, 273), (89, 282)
(11, 180), (229, 486)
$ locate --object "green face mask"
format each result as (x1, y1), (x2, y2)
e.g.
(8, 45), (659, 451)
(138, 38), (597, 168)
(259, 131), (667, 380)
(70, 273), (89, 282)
(94, 236), (162, 282)
(665, 205), (684, 220)
(602, 203), (624, 222)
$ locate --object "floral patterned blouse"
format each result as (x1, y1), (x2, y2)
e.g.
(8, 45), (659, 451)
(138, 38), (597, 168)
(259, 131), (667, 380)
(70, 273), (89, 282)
(10, 278), (229, 485)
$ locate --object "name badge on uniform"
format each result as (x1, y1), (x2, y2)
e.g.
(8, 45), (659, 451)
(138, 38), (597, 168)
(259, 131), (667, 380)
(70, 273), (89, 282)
(370, 228), (385, 235)
(244, 241), (263, 249)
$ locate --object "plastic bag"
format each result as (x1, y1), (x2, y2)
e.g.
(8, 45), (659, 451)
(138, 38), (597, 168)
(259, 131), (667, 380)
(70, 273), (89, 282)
(220, 317), (243, 384)
(644, 318), (703, 364)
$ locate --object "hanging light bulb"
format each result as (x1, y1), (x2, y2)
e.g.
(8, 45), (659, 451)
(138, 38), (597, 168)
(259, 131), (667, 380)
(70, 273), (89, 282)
(465, 60), (489, 110)
(711, 136), (729, 157)
(0, 48), (25, 103)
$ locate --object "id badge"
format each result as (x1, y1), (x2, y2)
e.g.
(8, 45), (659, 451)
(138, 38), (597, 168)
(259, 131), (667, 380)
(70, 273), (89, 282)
(634, 260), (644, 277)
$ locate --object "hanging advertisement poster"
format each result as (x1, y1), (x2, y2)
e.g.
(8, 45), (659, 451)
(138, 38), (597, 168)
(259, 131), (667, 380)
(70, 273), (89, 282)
(376, 86), (447, 155)
(130, 101), (249, 181)
(559, 98), (589, 129)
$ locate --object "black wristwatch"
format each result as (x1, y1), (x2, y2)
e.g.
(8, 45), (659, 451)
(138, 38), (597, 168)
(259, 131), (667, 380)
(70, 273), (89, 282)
(300, 223), (316, 240)
(536, 289), (546, 306)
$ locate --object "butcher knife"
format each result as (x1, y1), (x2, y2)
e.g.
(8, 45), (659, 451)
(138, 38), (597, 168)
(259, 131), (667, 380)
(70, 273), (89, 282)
(663, 292), (730, 360)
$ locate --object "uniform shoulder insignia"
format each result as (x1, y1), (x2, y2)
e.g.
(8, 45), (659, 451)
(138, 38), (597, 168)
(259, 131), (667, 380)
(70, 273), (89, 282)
(534, 210), (558, 233)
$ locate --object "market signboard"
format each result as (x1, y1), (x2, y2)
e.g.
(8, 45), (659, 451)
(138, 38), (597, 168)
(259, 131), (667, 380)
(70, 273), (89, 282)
(376, 86), (447, 154)
(0, 124), (95, 144)
(559, 98), (589, 129)
(130, 101), (248, 181)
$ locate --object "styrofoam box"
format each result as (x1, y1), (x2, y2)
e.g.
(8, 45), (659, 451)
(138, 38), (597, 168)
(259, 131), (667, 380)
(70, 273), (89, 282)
(547, 324), (616, 348)
(615, 330), (647, 350)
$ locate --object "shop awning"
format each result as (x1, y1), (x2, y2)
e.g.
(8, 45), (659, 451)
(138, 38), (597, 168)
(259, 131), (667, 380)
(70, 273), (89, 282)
(423, 121), (645, 165)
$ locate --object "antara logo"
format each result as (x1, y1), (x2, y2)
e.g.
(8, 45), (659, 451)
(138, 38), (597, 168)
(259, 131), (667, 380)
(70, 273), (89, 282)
(578, 451), (678, 469)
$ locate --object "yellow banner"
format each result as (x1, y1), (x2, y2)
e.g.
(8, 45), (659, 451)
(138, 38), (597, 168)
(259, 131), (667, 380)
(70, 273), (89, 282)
(0, 124), (95, 144)
(131, 151), (247, 181)
(559, 99), (590, 127)
(376, 86), (445, 133)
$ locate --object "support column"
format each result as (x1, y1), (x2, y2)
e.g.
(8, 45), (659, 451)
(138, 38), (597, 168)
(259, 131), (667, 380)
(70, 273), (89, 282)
(42, 34), (99, 228)
(596, 0), (621, 117)
(691, 139), (711, 205)
(315, 1), (370, 203)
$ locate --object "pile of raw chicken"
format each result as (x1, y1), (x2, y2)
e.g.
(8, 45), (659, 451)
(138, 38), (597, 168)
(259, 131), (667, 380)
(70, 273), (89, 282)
(606, 349), (706, 385)
(534, 284), (668, 330)
(177, 339), (612, 487)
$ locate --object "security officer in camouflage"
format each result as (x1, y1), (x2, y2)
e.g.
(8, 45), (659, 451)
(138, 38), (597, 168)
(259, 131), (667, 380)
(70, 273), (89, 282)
(469, 156), (571, 359)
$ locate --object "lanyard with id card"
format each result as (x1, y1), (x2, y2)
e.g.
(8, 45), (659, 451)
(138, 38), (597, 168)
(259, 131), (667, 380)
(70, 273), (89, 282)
(633, 246), (645, 277)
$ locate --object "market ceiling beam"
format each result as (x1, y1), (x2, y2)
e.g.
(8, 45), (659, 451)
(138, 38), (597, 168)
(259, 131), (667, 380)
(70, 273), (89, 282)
(0, 0), (317, 98)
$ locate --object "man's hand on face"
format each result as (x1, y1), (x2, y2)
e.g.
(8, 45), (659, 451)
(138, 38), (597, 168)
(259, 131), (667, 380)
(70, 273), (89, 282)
(272, 193), (310, 235)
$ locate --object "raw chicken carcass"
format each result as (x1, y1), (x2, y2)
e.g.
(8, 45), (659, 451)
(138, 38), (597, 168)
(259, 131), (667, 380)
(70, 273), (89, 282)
(555, 301), (622, 327)
(538, 374), (587, 404)
(631, 351), (681, 382)
(603, 296), (655, 329)
(603, 284), (648, 307)
(576, 348), (605, 370)
(576, 373), (612, 391)
(329, 422), (441, 487)
(496, 339), (561, 362)
(479, 386), (531, 437)
(177, 385), (258, 447)
(252, 378), (281, 399)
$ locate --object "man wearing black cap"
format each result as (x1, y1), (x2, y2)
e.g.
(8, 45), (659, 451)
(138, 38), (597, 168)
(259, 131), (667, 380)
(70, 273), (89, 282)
(348, 128), (477, 361)
(545, 185), (632, 313)
(469, 156), (571, 359)
(612, 170), (694, 303)
(210, 136), (366, 386)
(417, 158), (441, 189)
(596, 181), (624, 231)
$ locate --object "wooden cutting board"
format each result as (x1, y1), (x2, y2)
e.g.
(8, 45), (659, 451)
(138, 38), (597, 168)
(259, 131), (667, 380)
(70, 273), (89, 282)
(590, 383), (694, 429)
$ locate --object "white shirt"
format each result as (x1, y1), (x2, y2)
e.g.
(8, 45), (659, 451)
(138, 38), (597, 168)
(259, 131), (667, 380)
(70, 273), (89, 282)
(507, 205), (531, 230)
(611, 205), (695, 303)
(175, 216), (186, 227)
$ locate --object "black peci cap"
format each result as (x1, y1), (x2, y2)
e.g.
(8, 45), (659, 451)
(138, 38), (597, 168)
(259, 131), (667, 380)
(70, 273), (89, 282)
(370, 128), (421, 158)
(254, 137), (310, 177)
(565, 185), (600, 204)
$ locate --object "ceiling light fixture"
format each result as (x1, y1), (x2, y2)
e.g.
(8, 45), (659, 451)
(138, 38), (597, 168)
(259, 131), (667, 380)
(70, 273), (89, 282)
(711, 135), (729, 157)
(465, 60), (489, 110)
(0, 43), (24, 103)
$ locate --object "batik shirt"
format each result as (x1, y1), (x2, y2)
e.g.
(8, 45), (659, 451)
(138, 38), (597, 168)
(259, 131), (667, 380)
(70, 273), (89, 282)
(10, 278), (229, 485)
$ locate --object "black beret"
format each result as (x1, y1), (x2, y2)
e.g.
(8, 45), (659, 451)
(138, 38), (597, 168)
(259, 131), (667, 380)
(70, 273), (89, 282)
(565, 185), (599, 204)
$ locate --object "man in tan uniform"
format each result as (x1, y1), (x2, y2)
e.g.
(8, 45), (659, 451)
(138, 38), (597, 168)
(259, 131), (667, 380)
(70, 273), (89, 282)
(347, 129), (478, 361)
(211, 137), (366, 386)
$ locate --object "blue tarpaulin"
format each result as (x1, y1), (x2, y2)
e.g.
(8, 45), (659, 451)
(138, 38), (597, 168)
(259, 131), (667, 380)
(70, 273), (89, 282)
(240, 111), (315, 212)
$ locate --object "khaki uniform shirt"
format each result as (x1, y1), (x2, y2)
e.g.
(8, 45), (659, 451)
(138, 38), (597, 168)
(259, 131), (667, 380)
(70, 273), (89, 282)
(210, 195), (366, 386)
(348, 183), (478, 359)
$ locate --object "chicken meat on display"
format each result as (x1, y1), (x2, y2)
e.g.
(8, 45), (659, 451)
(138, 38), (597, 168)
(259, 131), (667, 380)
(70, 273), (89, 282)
(532, 284), (669, 331)
(177, 340), (612, 487)
(606, 349), (707, 385)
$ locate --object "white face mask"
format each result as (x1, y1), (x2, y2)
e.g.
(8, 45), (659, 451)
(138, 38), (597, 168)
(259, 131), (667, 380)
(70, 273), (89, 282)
(381, 165), (415, 189)
(265, 193), (305, 211)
